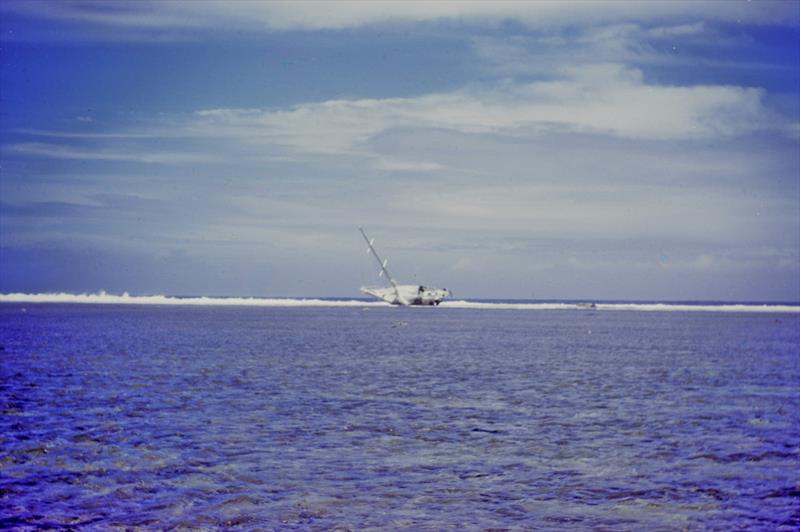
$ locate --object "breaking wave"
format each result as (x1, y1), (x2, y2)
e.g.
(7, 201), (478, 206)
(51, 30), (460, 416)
(1, 292), (798, 313)
(0, 291), (381, 307)
(440, 301), (800, 313)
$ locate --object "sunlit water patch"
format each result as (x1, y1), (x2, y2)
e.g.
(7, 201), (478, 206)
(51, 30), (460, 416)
(1, 304), (798, 529)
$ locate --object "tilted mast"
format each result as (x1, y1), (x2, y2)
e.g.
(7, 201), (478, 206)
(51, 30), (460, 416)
(359, 227), (403, 304)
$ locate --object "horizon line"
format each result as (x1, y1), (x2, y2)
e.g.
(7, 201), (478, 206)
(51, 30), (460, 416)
(1, 292), (799, 312)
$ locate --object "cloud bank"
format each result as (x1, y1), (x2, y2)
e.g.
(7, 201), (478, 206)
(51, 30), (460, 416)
(5, 0), (798, 34)
(190, 64), (775, 160)
(12, 63), (780, 176)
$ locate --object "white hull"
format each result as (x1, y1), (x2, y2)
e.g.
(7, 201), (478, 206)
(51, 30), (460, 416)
(361, 284), (449, 306)
(359, 228), (450, 306)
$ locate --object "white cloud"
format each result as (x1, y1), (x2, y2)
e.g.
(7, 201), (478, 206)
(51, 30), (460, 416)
(5, 0), (797, 33)
(12, 65), (776, 170)
(470, 21), (761, 80)
(645, 21), (706, 38)
(7, 142), (212, 164)
(187, 64), (774, 160)
(786, 122), (800, 141)
(14, 129), (156, 139)
(389, 182), (779, 244)
(372, 158), (444, 173)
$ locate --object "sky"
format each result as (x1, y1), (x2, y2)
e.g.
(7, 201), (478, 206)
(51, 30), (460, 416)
(1, 0), (799, 301)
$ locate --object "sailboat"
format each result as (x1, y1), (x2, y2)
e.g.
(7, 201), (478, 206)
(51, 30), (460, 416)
(359, 228), (450, 306)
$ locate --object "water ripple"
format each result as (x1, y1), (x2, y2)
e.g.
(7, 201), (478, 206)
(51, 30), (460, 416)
(1, 305), (798, 529)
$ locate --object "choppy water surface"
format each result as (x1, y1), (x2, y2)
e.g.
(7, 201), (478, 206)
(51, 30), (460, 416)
(1, 304), (798, 530)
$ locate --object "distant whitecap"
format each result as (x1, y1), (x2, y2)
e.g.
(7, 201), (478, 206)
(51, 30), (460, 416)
(1, 292), (798, 313)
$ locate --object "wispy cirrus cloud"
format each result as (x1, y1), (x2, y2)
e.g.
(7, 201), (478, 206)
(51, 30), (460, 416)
(471, 22), (705, 77)
(4, 0), (797, 36)
(187, 64), (775, 159)
(7, 63), (781, 171)
(372, 158), (445, 173)
(14, 129), (157, 139)
(7, 142), (213, 164)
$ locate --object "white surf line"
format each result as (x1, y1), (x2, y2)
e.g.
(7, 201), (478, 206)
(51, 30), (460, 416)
(439, 301), (800, 313)
(0, 292), (388, 307)
(596, 303), (800, 313)
(1, 293), (798, 312)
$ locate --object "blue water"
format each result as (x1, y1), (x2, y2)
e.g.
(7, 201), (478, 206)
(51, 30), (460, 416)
(1, 304), (798, 529)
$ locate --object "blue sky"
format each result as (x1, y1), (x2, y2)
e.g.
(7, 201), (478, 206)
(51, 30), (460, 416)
(1, 1), (799, 301)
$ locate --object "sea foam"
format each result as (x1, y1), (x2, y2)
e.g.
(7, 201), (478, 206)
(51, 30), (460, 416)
(0, 291), (381, 307)
(440, 301), (800, 313)
(1, 292), (798, 313)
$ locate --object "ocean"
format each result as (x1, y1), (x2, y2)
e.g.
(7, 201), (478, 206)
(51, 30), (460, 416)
(1, 300), (798, 529)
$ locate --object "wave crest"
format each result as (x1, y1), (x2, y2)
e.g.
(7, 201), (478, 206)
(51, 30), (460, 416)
(0, 291), (382, 307)
(1, 292), (798, 312)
